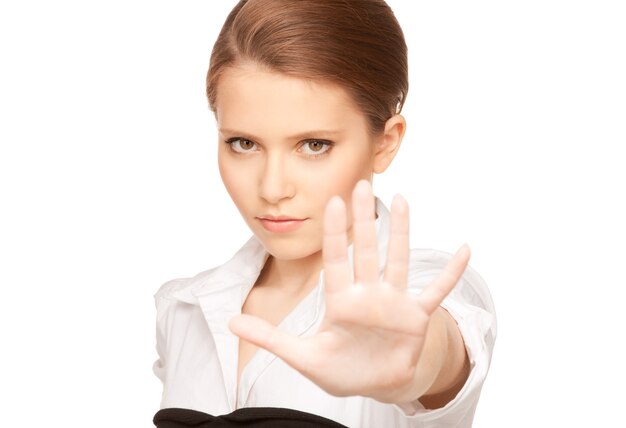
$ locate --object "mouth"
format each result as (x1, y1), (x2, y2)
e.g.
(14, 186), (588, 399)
(256, 216), (308, 233)
(258, 214), (305, 221)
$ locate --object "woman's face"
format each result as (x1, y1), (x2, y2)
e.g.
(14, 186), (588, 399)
(215, 63), (379, 261)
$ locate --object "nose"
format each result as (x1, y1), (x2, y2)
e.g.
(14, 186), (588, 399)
(258, 153), (295, 204)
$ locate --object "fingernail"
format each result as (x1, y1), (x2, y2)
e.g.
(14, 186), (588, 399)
(392, 194), (408, 212)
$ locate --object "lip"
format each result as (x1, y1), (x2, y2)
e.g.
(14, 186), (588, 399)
(258, 214), (305, 221)
(257, 216), (307, 233)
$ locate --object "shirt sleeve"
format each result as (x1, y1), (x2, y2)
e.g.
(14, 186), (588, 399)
(152, 278), (187, 390)
(391, 248), (497, 425)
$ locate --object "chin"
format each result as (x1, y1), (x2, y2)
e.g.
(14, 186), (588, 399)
(257, 236), (322, 261)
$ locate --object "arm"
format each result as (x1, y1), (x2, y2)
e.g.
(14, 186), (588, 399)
(416, 307), (470, 409)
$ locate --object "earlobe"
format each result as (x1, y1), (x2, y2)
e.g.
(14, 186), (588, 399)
(373, 114), (406, 174)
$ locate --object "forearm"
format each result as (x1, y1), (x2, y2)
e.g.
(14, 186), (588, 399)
(390, 307), (470, 407)
(418, 307), (470, 408)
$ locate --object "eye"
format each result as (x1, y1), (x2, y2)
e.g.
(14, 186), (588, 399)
(224, 138), (257, 153)
(300, 140), (332, 157)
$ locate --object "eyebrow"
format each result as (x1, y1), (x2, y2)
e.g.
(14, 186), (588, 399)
(218, 128), (344, 141)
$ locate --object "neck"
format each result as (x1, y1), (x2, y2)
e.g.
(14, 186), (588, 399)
(257, 250), (324, 296)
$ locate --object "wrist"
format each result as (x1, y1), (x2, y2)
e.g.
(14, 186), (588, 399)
(418, 308), (470, 408)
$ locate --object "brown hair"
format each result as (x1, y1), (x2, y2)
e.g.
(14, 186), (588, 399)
(206, 0), (408, 136)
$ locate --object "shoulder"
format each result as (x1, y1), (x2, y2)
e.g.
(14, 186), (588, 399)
(154, 235), (265, 304)
(152, 256), (234, 329)
(153, 263), (227, 352)
(154, 266), (220, 303)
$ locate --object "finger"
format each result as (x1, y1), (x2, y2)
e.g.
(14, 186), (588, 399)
(229, 314), (308, 370)
(323, 196), (351, 293)
(417, 244), (471, 315)
(351, 180), (379, 285)
(383, 194), (410, 290)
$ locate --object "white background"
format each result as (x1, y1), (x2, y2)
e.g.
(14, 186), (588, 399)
(1, 1), (624, 426)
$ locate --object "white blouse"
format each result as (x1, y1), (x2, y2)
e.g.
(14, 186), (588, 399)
(153, 198), (497, 428)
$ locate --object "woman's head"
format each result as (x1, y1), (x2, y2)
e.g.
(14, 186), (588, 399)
(206, 0), (408, 136)
(209, 0), (409, 261)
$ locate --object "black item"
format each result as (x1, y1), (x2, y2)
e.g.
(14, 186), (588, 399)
(153, 407), (349, 428)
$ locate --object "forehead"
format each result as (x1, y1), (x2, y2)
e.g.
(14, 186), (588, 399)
(215, 64), (368, 137)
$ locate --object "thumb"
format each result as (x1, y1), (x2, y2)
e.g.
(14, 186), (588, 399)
(229, 314), (305, 368)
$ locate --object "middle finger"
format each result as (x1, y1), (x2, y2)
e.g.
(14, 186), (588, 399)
(383, 194), (410, 290)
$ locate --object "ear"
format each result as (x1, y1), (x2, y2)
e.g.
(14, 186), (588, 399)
(373, 114), (406, 174)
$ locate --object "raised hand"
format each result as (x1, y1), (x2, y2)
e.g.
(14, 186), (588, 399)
(229, 179), (471, 403)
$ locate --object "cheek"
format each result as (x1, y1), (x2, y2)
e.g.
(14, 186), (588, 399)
(308, 154), (371, 202)
(311, 153), (373, 226)
(218, 158), (250, 207)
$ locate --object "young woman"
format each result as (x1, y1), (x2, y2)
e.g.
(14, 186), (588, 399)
(152, 1), (496, 427)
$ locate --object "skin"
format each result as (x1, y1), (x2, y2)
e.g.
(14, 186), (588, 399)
(215, 61), (470, 408)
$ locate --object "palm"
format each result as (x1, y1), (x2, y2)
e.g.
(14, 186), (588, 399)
(230, 180), (470, 402)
